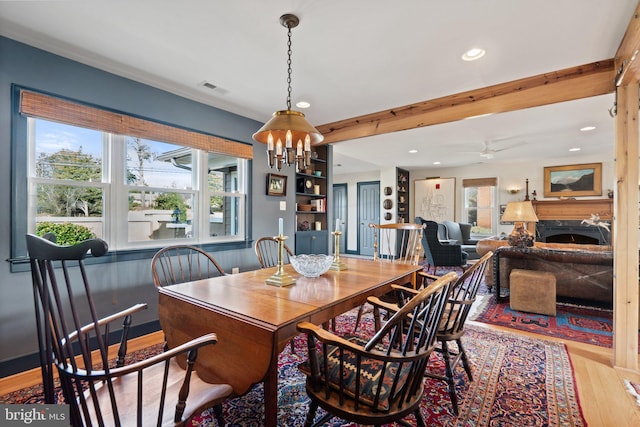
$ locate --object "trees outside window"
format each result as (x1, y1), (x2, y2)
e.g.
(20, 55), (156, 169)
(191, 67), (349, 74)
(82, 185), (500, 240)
(35, 148), (103, 217)
(27, 118), (247, 249)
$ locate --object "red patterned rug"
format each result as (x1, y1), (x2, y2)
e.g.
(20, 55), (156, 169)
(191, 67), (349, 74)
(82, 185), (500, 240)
(625, 380), (640, 407)
(2, 311), (586, 426)
(473, 297), (616, 347)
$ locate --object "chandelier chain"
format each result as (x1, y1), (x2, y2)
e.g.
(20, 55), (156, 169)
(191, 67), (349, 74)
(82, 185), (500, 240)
(286, 26), (293, 110)
(252, 13), (323, 159)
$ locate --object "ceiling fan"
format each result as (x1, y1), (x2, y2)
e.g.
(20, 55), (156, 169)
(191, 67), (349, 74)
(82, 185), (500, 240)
(477, 140), (526, 159)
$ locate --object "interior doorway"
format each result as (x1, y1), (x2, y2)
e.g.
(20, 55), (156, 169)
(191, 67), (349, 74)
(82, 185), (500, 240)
(333, 183), (347, 254)
(357, 181), (380, 256)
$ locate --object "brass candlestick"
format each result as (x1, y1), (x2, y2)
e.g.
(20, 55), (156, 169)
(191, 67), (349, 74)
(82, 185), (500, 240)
(330, 231), (348, 271)
(265, 234), (296, 287)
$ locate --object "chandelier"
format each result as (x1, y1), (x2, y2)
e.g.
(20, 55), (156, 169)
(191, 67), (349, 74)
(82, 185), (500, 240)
(252, 13), (324, 171)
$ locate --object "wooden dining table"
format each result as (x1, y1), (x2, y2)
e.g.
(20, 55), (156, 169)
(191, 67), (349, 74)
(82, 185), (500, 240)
(157, 256), (421, 426)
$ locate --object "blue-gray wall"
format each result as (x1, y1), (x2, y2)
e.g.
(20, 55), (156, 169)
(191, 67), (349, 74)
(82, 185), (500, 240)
(0, 36), (299, 374)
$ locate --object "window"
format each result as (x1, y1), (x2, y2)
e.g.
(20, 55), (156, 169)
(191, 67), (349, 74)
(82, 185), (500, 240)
(462, 178), (497, 237)
(14, 88), (252, 258)
(27, 117), (247, 249)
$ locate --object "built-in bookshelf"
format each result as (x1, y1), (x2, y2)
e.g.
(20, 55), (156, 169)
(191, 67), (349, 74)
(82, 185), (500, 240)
(295, 146), (328, 254)
(396, 168), (410, 223)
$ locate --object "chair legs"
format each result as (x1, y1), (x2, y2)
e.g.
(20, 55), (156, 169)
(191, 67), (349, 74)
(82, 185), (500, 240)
(353, 305), (365, 332)
(304, 401), (329, 427)
(426, 337), (473, 416)
(441, 340), (460, 415)
(354, 304), (386, 333)
(458, 338), (473, 380)
(212, 404), (225, 426)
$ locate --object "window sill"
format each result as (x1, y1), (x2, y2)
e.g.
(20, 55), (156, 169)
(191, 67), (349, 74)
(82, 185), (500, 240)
(8, 239), (254, 273)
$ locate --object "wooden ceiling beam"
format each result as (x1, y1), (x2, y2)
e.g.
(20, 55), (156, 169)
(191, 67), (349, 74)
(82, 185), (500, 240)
(316, 59), (615, 145)
(615, 2), (640, 86)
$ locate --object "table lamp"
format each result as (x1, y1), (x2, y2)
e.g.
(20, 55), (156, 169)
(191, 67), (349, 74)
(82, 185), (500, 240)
(501, 201), (539, 247)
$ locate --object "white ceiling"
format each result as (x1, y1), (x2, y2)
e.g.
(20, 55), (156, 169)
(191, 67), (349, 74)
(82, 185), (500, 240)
(0, 0), (636, 174)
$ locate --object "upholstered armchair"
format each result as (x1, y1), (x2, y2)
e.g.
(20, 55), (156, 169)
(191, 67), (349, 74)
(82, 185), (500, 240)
(416, 217), (469, 273)
(442, 220), (479, 259)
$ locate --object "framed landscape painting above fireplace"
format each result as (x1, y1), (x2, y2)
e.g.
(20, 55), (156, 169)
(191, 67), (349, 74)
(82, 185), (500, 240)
(543, 163), (602, 198)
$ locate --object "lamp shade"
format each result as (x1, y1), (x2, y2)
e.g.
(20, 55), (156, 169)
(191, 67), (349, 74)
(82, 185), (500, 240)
(501, 201), (539, 223)
(252, 110), (324, 145)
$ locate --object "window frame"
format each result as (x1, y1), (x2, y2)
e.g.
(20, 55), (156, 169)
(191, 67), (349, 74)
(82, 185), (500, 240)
(10, 85), (254, 271)
(461, 178), (498, 237)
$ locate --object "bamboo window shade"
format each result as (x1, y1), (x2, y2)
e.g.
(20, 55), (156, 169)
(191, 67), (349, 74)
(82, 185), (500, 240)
(462, 177), (497, 187)
(19, 90), (253, 159)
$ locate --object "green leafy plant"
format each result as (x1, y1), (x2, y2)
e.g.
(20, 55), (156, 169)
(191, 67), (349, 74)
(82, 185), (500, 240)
(36, 222), (96, 246)
(154, 193), (189, 223)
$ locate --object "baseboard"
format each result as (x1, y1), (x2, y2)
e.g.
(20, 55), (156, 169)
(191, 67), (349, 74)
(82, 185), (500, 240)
(0, 320), (161, 378)
(0, 329), (165, 396)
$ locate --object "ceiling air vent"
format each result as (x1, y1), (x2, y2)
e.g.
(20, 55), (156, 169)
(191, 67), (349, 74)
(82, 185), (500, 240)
(198, 81), (228, 95)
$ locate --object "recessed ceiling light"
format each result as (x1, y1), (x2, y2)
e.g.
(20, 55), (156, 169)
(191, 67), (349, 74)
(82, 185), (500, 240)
(580, 126), (596, 132)
(433, 161), (441, 165)
(408, 149), (418, 154)
(569, 147), (581, 152)
(296, 101), (310, 109)
(462, 48), (486, 61)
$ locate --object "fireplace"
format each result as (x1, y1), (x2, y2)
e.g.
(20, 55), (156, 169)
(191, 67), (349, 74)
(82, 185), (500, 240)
(531, 199), (613, 246)
(536, 220), (610, 245)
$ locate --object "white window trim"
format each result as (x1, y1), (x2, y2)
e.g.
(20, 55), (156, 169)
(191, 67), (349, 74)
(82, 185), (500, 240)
(462, 184), (497, 237)
(27, 118), (248, 251)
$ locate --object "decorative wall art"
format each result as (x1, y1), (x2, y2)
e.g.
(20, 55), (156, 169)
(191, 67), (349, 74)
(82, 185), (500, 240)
(543, 163), (602, 198)
(414, 178), (456, 222)
(266, 173), (287, 196)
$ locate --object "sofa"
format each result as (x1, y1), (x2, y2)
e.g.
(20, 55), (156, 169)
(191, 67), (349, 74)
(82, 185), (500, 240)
(442, 220), (479, 259)
(476, 239), (613, 306)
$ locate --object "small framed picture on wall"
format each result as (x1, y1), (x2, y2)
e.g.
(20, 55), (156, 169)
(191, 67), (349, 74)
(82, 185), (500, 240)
(266, 173), (287, 196)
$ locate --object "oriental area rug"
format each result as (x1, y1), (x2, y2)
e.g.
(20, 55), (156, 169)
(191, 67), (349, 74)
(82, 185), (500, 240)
(1, 311), (586, 427)
(472, 297), (615, 347)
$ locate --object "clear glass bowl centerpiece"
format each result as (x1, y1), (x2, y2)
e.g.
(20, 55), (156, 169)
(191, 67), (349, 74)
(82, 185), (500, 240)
(289, 254), (334, 278)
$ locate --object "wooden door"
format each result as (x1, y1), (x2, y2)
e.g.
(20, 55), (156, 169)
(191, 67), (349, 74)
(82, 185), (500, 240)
(358, 181), (380, 256)
(333, 183), (347, 254)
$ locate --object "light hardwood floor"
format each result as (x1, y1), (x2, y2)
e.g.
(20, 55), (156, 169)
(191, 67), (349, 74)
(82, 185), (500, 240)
(1, 326), (639, 426)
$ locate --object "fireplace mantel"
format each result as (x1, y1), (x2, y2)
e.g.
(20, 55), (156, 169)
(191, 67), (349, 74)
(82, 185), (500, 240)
(530, 199), (613, 245)
(532, 199), (613, 221)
